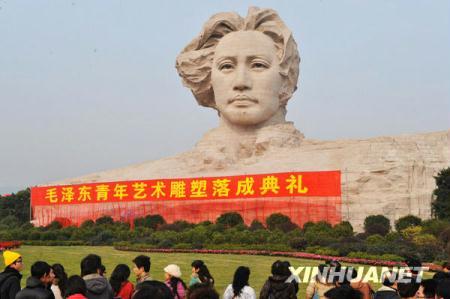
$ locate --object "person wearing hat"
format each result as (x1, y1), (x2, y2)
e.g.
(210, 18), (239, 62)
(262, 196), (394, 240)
(0, 250), (24, 299)
(163, 264), (186, 299)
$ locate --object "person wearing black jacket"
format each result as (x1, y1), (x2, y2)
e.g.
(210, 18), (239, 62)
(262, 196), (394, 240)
(16, 261), (55, 299)
(0, 250), (24, 299)
(260, 260), (296, 299)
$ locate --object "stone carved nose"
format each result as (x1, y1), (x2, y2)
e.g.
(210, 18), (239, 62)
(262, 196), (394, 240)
(233, 66), (252, 91)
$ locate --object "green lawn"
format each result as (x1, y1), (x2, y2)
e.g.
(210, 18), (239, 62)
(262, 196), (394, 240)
(14, 246), (420, 298)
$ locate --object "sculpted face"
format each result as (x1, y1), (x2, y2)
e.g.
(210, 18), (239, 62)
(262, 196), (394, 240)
(211, 31), (284, 127)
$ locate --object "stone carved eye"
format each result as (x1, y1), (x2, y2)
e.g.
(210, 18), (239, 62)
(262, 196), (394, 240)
(251, 60), (269, 70)
(219, 63), (234, 71)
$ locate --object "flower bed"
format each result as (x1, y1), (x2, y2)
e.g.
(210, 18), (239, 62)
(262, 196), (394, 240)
(0, 241), (21, 251)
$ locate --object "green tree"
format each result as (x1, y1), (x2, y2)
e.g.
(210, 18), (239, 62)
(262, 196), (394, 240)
(395, 215), (422, 231)
(364, 215), (391, 236)
(95, 216), (114, 225)
(216, 212), (244, 228)
(134, 214), (166, 229)
(432, 167), (450, 220)
(265, 213), (297, 232)
(0, 189), (30, 223)
(249, 220), (265, 231)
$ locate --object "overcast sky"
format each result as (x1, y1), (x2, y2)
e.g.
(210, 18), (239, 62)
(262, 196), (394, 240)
(1, 1), (449, 194)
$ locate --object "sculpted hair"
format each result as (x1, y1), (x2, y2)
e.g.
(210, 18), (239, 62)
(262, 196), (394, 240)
(176, 6), (300, 109)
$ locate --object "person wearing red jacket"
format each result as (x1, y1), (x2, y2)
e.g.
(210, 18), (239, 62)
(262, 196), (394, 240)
(109, 265), (134, 299)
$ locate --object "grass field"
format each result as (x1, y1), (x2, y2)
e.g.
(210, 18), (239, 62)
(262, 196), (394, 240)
(14, 246), (417, 298)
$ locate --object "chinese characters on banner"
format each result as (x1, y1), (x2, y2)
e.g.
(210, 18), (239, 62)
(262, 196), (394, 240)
(31, 171), (341, 206)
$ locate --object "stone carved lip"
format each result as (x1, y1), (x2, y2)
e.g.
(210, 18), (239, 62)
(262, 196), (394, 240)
(228, 95), (258, 106)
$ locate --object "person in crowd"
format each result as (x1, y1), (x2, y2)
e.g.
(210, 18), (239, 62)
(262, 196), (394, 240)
(433, 262), (450, 281)
(189, 260), (214, 287)
(65, 275), (88, 299)
(305, 264), (335, 299)
(163, 264), (186, 299)
(373, 270), (400, 299)
(415, 279), (436, 299)
(51, 264), (68, 299)
(16, 261), (55, 299)
(223, 266), (255, 299)
(132, 281), (173, 299)
(0, 250), (24, 299)
(259, 260), (296, 299)
(99, 266), (106, 277)
(404, 257), (422, 283)
(187, 283), (218, 299)
(435, 278), (450, 299)
(397, 281), (419, 299)
(109, 264), (134, 299)
(80, 254), (113, 299)
(347, 267), (373, 299)
(282, 261), (299, 295)
(324, 284), (362, 299)
(132, 256), (152, 284)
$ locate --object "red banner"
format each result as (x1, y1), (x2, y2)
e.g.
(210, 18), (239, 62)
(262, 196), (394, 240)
(31, 171), (342, 227)
(31, 171), (340, 206)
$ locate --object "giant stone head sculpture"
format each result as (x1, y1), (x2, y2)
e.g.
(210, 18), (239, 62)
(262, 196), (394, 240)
(176, 7), (300, 128)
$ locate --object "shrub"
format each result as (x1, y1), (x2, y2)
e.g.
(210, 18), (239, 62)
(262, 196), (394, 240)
(401, 226), (422, 240)
(289, 237), (307, 250)
(366, 234), (385, 245)
(412, 234), (438, 247)
(364, 215), (391, 236)
(333, 221), (354, 238)
(157, 239), (174, 248)
(0, 215), (20, 228)
(305, 246), (339, 256)
(45, 220), (63, 230)
(80, 220), (95, 229)
(89, 230), (114, 245)
(439, 227), (450, 245)
(159, 221), (194, 232)
(249, 220), (265, 231)
(173, 243), (194, 249)
(421, 219), (450, 236)
(266, 213), (297, 232)
(395, 215), (422, 231)
(95, 216), (114, 226)
(216, 212), (244, 228)
(134, 215), (166, 229)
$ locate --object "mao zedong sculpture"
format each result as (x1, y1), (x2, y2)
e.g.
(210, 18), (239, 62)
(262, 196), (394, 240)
(176, 7), (304, 165)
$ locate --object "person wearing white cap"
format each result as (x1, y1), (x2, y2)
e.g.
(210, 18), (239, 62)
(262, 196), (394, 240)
(0, 250), (24, 299)
(163, 264), (186, 299)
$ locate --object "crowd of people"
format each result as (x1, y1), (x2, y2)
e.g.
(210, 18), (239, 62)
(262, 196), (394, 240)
(0, 250), (449, 299)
